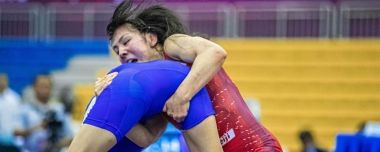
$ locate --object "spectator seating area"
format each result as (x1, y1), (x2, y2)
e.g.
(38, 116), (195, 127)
(0, 39), (109, 94)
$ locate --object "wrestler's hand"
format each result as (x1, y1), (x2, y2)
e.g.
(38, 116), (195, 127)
(94, 72), (118, 97)
(162, 93), (190, 122)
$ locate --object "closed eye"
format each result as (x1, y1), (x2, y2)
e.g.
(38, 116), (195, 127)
(113, 47), (119, 55)
(123, 40), (130, 46)
(112, 46), (119, 55)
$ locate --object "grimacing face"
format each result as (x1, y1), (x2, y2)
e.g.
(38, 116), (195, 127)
(111, 24), (164, 64)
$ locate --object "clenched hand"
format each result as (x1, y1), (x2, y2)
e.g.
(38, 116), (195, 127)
(94, 72), (118, 97)
(162, 93), (190, 123)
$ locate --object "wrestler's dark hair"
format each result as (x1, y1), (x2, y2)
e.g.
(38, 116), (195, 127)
(107, 0), (188, 45)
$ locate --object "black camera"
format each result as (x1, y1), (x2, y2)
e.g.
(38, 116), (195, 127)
(44, 111), (63, 152)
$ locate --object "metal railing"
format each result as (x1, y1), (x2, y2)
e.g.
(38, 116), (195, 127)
(0, 1), (379, 40)
(165, 2), (235, 37)
(45, 3), (115, 41)
(339, 1), (380, 38)
(0, 3), (42, 41)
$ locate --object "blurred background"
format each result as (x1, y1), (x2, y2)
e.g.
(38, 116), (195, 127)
(0, 0), (380, 152)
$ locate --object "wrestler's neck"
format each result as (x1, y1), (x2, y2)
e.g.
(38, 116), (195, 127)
(151, 44), (165, 60)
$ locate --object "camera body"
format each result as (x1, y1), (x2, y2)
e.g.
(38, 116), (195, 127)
(44, 110), (63, 152)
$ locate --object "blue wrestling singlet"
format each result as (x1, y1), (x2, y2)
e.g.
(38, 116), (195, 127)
(83, 60), (215, 151)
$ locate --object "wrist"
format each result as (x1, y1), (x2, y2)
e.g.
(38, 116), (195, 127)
(177, 75), (202, 102)
(175, 91), (191, 103)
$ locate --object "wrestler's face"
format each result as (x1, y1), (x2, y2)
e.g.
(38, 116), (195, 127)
(111, 24), (163, 64)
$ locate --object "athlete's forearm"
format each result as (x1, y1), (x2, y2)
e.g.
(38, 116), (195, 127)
(126, 114), (168, 147)
(126, 123), (156, 147)
(177, 48), (226, 101)
(142, 113), (168, 143)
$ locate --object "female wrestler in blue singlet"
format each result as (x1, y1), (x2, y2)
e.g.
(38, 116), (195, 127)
(68, 60), (223, 152)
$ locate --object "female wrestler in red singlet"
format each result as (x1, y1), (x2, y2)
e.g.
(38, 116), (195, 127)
(96, 0), (284, 151)
(164, 53), (282, 152)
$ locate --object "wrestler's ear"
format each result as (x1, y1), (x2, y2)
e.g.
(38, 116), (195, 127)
(148, 33), (158, 47)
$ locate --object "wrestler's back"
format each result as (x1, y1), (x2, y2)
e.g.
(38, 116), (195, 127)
(207, 69), (282, 152)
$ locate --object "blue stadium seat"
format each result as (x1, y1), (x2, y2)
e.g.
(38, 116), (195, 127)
(0, 38), (110, 94)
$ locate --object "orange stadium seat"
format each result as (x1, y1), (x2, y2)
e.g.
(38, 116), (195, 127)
(212, 38), (380, 151)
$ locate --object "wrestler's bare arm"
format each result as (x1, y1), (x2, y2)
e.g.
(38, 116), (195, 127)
(163, 34), (227, 122)
(126, 114), (168, 147)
